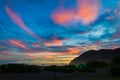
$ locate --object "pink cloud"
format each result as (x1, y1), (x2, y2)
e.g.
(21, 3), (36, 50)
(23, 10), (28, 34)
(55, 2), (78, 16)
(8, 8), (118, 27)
(0, 57), (5, 60)
(0, 51), (11, 55)
(44, 38), (65, 47)
(51, 9), (74, 25)
(9, 40), (28, 49)
(51, 0), (100, 26)
(76, 0), (100, 25)
(32, 43), (41, 48)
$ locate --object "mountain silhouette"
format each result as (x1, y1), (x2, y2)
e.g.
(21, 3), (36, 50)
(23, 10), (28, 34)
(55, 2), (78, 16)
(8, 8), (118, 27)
(70, 48), (120, 65)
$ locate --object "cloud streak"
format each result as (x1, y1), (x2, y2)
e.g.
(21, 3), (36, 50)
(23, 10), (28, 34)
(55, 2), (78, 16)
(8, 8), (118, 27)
(4, 6), (43, 42)
(8, 40), (28, 49)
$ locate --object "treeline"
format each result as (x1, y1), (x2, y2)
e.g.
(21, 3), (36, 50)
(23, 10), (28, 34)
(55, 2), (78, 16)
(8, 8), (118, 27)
(0, 55), (120, 76)
(0, 64), (41, 73)
(0, 63), (77, 73)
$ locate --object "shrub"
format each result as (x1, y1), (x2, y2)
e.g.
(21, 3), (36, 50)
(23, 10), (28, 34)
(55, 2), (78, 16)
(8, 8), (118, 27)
(86, 61), (109, 69)
(78, 66), (95, 72)
(112, 55), (120, 65)
(44, 65), (76, 73)
(110, 65), (120, 76)
(110, 55), (120, 76)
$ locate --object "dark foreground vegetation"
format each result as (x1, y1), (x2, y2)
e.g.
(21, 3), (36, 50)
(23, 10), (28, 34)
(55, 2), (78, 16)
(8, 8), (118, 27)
(0, 64), (41, 73)
(0, 55), (120, 77)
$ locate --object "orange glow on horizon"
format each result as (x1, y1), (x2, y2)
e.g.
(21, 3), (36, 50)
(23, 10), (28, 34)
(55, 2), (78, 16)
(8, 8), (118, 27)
(43, 55), (55, 59)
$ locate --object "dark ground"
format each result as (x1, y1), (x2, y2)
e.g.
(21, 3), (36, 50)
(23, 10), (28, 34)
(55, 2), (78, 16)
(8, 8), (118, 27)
(0, 71), (120, 80)
(0, 72), (83, 80)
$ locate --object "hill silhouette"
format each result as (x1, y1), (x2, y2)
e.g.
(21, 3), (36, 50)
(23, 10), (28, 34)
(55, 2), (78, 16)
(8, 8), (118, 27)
(70, 48), (120, 65)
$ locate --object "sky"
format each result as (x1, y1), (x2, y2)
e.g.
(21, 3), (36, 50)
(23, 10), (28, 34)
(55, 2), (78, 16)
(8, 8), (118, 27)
(0, 0), (120, 65)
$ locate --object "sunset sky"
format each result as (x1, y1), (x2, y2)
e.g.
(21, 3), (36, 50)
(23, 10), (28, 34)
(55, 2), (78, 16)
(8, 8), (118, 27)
(0, 0), (120, 65)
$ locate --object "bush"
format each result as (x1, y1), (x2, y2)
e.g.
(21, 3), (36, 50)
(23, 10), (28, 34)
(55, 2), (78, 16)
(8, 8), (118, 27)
(44, 65), (76, 73)
(86, 61), (109, 69)
(110, 55), (120, 76)
(77, 65), (95, 72)
(112, 55), (120, 65)
(110, 65), (120, 76)
(76, 64), (86, 69)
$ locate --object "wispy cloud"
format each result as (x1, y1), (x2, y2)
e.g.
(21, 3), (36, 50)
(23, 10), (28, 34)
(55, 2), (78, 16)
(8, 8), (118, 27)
(4, 6), (43, 42)
(8, 40), (28, 49)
